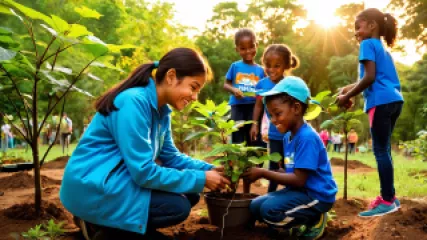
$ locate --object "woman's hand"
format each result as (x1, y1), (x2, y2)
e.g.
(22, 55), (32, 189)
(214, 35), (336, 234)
(205, 170), (231, 191)
(241, 167), (266, 183)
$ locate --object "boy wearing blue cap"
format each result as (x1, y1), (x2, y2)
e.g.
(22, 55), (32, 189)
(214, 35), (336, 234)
(242, 76), (337, 240)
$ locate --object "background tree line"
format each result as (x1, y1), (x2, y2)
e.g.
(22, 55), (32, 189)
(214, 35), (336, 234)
(1, 0), (425, 143)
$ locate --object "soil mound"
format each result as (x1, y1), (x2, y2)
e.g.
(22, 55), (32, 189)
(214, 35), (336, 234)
(330, 157), (372, 169)
(0, 172), (61, 190)
(2, 201), (68, 221)
(42, 156), (70, 169)
(372, 199), (427, 239)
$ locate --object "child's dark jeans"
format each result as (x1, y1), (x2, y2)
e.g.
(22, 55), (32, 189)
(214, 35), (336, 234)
(250, 188), (334, 229)
(370, 101), (403, 202)
(231, 103), (265, 147)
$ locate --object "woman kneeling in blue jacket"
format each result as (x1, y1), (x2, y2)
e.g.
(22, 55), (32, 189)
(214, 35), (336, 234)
(60, 48), (230, 239)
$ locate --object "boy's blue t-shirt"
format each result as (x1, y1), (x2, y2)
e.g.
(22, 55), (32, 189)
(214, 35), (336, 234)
(359, 38), (404, 112)
(226, 60), (265, 105)
(255, 77), (284, 141)
(283, 123), (337, 203)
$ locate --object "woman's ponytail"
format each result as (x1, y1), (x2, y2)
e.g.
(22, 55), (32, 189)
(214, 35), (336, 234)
(95, 63), (156, 116)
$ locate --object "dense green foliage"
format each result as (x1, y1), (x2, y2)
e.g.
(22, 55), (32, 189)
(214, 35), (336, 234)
(0, 0), (426, 145)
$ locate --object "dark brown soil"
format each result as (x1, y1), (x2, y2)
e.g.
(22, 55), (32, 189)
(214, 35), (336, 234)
(42, 156), (70, 169)
(0, 171), (61, 190)
(1, 164), (427, 240)
(330, 157), (373, 169)
(3, 201), (67, 220)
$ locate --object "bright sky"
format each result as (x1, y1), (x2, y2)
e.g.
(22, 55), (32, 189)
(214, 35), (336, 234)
(160, 0), (424, 65)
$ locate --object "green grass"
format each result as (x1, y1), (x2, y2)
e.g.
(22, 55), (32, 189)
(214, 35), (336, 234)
(328, 151), (427, 199)
(0, 144), (77, 163)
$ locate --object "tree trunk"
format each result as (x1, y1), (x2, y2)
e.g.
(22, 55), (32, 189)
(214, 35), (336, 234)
(32, 78), (41, 214)
(343, 127), (348, 200)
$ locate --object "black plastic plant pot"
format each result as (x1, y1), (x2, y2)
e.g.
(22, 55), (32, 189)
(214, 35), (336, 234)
(17, 162), (34, 170)
(0, 163), (33, 172)
(204, 192), (259, 228)
(0, 164), (19, 172)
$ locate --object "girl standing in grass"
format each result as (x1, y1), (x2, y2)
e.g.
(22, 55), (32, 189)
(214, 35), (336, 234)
(337, 8), (403, 217)
(251, 44), (299, 192)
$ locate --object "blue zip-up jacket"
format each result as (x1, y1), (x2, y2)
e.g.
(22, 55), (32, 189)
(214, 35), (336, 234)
(60, 79), (213, 234)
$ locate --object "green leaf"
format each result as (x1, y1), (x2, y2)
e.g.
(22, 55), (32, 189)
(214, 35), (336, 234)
(248, 156), (264, 165)
(67, 24), (92, 38)
(0, 35), (15, 45)
(184, 131), (206, 141)
(0, 5), (13, 15)
(320, 119), (334, 129)
(81, 36), (108, 57)
(304, 104), (322, 121)
(40, 24), (57, 36)
(51, 15), (69, 34)
(0, 27), (12, 36)
(0, 46), (16, 61)
(231, 172), (240, 182)
(75, 6), (103, 19)
(4, 0), (52, 25)
(313, 90), (331, 102)
(269, 152), (282, 162)
(107, 44), (137, 53)
(352, 109), (365, 116)
(212, 157), (227, 166)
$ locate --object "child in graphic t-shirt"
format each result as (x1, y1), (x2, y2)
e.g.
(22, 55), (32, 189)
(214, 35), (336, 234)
(243, 77), (337, 240)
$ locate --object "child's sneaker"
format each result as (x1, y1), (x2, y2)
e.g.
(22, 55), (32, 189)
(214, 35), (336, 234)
(299, 212), (327, 240)
(393, 197), (401, 209)
(359, 196), (397, 217)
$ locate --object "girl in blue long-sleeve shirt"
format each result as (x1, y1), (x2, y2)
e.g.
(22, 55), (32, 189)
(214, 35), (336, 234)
(60, 48), (230, 239)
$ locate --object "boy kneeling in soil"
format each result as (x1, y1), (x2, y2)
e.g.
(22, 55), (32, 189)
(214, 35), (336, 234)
(242, 76), (337, 240)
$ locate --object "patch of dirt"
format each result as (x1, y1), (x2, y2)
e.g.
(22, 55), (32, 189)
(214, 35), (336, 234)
(330, 157), (373, 169)
(42, 156), (70, 169)
(408, 169), (427, 178)
(3, 201), (67, 220)
(1, 164), (426, 240)
(0, 171), (61, 190)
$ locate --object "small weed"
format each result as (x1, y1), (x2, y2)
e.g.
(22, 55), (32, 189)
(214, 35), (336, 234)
(197, 209), (209, 218)
(21, 224), (47, 240)
(44, 219), (65, 239)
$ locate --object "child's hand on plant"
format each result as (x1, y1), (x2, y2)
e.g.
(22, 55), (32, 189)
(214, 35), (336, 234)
(205, 170), (231, 191)
(336, 95), (353, 109)
(233, 88), (244, 99)
(241, 167), (266, 183)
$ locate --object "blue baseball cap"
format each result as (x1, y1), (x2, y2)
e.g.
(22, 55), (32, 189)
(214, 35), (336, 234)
(259, 76), (312, 104)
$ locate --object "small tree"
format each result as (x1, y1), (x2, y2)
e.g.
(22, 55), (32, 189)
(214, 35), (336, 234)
(171, 103), (200, 154)
(0, 0), (133, 213)
(186, 100), (282, 193)
(321, 107), (364, 200)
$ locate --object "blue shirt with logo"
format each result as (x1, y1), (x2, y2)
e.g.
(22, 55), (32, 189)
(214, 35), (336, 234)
(255, 77), (285, 140)
(283, 123), (337, 203)
(359, 38), (404, 112)
(226, 60), (265, 105)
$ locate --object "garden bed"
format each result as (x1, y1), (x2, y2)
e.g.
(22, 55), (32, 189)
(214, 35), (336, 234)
(330, 157), (373, 169)
(0, 161), (426, 240)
